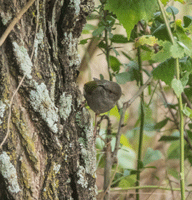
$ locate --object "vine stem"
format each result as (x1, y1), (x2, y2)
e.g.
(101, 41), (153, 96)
(0, 0), (36, 46)
(136, 39), (144, 200)
(157, 0), (185, 199)
(103, 9), (112, 200)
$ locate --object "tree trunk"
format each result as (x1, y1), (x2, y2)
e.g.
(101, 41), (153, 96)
(0, 0), (96, 199)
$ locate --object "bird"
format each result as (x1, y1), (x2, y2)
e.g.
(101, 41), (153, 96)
(83, 78), (122, 114)
(83, 78), (122, 138)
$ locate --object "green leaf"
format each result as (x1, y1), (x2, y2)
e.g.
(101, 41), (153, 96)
(185, 88), (192, 101)
(181, 72), (190, 87)
(161, 0), (169, 5)
(184, 15), (192, 28)
(79, 38), (89, 45)
(152, 41), (172, 63)
(98, 41), (107, 49)
(115, 71), (136, 84)
(92, 26), (105, 37)
(112, 47), (120, 56)
(167, 141), (180, 159)
(82, 24), (96, 34)
(168, 168), (179, 179)
(186, 129), (192, 140)
(105, 0), (158, 40)
(152, 40), (185, 61)
(143, 147), (162, 166)
(185, 143), (192, 166)
(166, 6), (179, 15)
(120, 135), (130, 147)
(176, 26), (192, 56)
(136, 35), (158, 47)
(170, 42), (184, 58)
(180, 57), (192, 74)
(109, 105), (121, 120)
(106, 14), (116, 26)
(109, 55), (121, 72)
(159, 135), (179, 142)
(118, 175), (136, 188)
(152, 24), (170, 41)
(111, 34), (129, 43)
(154, 118), (168, 130)
(117, 146), (136, 169)
(171, 78), (184, 97)
(152, 58), (175, 85)
(183, 106), (192, 118)
(141, 50), (153, 61)
(175, 0), (185, 3)
(189, 123), (192, 129)
(121, 51), (133, 61)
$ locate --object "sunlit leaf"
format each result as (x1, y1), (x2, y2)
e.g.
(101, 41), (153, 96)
(120, 135), (130, 147)
(117, 146), (136, 169)
(105, 0), (158, 39)
(136, 35), (158, 47)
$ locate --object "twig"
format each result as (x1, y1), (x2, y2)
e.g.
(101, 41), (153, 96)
(98, 185), (183, 193)
(0, 0), (36, 46)
(96, 115), (110, 133)
(136, 34), (144, 200)
(103, 113), (112, 200)
(166, 170), (175, 200)
(100, 162), (119, 200)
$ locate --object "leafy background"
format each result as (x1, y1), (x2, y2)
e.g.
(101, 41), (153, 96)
(78, 0), (192, 199)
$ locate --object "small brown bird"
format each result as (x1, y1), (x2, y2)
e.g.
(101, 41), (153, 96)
(83, 78), (122, 114)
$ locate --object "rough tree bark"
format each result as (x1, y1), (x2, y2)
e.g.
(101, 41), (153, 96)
(0, 0), (96, 199)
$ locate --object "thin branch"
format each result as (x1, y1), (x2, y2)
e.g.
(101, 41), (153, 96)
(136, 35), (144, 200)
(0, 0), (36, 46)
(100, 162), (119, 200)
(103, 113), (112, 200)
(98, 185), (189, 193)
(166, 170), (175, 200)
